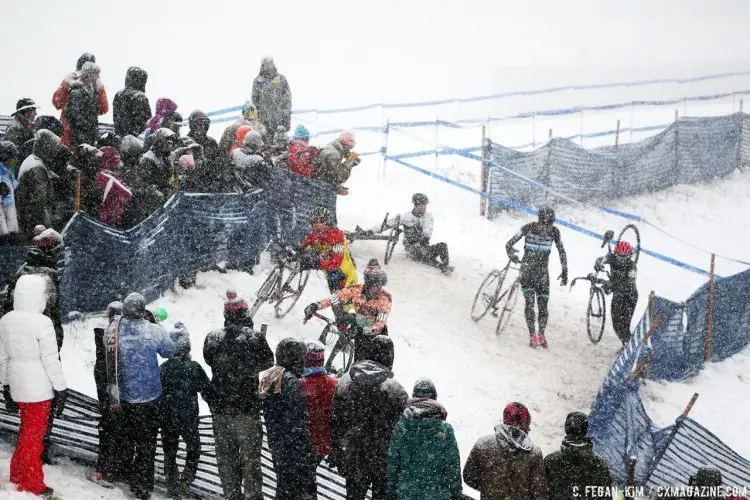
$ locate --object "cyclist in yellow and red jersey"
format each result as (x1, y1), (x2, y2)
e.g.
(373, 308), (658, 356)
(304, 258), (391, 363)
(298, 206), (358, 294)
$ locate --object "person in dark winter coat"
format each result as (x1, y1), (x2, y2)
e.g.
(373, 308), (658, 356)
(251, 57), (292, 134)
(544, 411), (612, 500)
(138, 128), (176, 196)
(71, 144), (103, 217)
(300, 340), (337, 461)
(114, 293), (176, 500)
(66, 62), (104, 149)
(387, 378), (462, 500)
(203, 290), (274, 500)
(187, 110), (219, 164)
(5, 98), (40, 165)
(15, 130), (65, 240)
(463, 402), (548, 500)
(159, 323), (210, 499)
(113, 67), (151, 138)
(0, 141), (20, 243)
(231, 130), (272, 189)
(314, 130), (359, 192)
(87, 301), (126, 486)
(331, 335), (408, 500)
(258, 337), (317, 500)
(119, 135), (162, 229)
(33, 116), (64, 140)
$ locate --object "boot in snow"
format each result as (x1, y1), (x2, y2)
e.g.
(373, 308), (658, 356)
(41, 488), (61, 500)
(538, 334), (548, 349)
(529, 335), (544, 348)
(337, 185), (349, 196)
(86, 470), (114, 488)
(440, 263), (455, 275)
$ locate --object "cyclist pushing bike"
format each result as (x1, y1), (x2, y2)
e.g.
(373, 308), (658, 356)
(303, 258), (391, 364)
(505, 206), (568, 349)
(594, 240), (638, 345)
(298, 206), (359, 297)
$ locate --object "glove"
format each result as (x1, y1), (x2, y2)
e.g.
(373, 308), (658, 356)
(54, 389), (68, 417)
(558, 270), (568, 287)
(303, 303), (319, 321)
(3, 386), (18, 414)
(594, 261), (605, 272)
(0, 183), (9, 197)
(508, 250), (521, 264)
(602, 282), (612, 295)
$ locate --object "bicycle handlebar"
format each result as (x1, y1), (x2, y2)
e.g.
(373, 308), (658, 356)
(303, 312), (333, 326)
(570, 273), (610, 289)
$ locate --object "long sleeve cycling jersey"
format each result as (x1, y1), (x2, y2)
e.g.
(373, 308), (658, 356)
(506, 222), (567, 272)
(317, 285), (392, 334)
(374, 210), (434, 247)
(300, 227), (345, 271)
(597, 252), (637, 297)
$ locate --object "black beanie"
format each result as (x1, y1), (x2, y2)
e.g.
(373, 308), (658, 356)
(564, 411), (589, 437)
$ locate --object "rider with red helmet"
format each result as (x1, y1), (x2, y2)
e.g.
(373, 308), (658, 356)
(595, 239), (638, 344)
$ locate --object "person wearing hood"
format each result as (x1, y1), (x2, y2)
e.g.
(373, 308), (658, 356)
(96, 145), (132, 228)
(331, 335), (408, 500)
(71, 144), (104, 217)
(0, 141), (20, 243)
(463, 401), (548, 500)
(187, 110), (219, 165)
(159, 323), (211, 499)
(144, 98), (178, 137)
(300, 340), (337, 462)
(231, 130), (272, 189)
(544, 412), (612, 500)
(258, 337), (317, 500)
(0, 274), (68, 497)
(138, 127), (176, 196)
(53, 53), (108, 150)
(111, 292), (175, 500)
(314, 130), (360, 194)
(15, 130), (65, 241)
(387, 378), (462, 500)
(287, 125), (318, 178)
(113, 67), (151, 138)
(251, 57), (292, 135)
(5, 98), (40, 163)
(203, 290), (274, 500)
(33, 116), (64, 141)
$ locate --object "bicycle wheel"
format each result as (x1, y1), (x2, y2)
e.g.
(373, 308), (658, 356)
(326, 336), (354, 377)
(617, 224), (642, 264)
(471, 269), (505, 322)
(496, 281), (521, 335)
(274, 262), (311, 318)
(587, 287), (607, 344)
(249, 268), (280, 319)
(383, 216), (401, 265)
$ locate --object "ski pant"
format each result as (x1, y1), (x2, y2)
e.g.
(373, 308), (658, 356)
(212, 412), (264, 500)
(345, 465), (388, 500)
(11, 400), (51, 495)
(521, 268), (550, 336)
(97, 404), (128, 480)
(274, 466), (317, 500)
(611, 291), (638, 344)
(121, 400), (160, 497)
(162, 419), (201, 494)
(408, 242), (450, 269)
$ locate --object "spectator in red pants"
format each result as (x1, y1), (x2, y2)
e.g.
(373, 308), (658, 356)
(0, 274), (68, 497)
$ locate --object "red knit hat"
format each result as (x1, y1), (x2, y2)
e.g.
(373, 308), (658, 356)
(304, 340), (326, 367)
(503, 402), (531, 433)
(224, 289), (248, 316)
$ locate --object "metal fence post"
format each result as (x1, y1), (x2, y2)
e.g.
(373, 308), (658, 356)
(480, 125), (487, 217)
(705, 253), (716, 362)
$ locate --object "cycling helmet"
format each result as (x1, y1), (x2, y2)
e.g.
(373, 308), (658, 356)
(310, 206), (331, 225)
(363, 258), (388, 287)
(412, 193), (429, 205)
(537, 205), (555, 224)
(614, 241), (633, 257)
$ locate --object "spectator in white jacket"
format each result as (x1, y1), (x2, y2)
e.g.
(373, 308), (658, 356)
(0, 274), (67, 497)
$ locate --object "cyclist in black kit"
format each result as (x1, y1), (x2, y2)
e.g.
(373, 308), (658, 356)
(595, 240), (638, 345)
(505, 206), (568, 348)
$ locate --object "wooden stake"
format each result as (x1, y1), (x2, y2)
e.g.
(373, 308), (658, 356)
(683, 393), (699, 417)
(675, 109), (679, 122)
(532, 114), (536, 148)
(548, 128), (553, 140)
(74, 170), (81, 212)
(624, 315), (664, 384)
(741, 98), (744, 113)
(705, 253), (716, 362)
(480, 125), (487, 217)
(649, 291), (655, 326)
(615, 119), (621, 147)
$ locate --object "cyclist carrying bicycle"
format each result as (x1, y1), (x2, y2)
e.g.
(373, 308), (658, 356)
(298, 206), (358, 295)
(505, 206), (568, 349)
(303, 258), (391, 363)
(594, 240), (638, 345)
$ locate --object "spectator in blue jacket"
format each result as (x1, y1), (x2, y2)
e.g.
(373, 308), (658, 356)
(116, 292), (176, 500)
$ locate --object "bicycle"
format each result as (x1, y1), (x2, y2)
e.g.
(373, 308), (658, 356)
(305, 312), (355, 377)
(470, 260), (523, 335)
(248, 245), (310, 319)
(345, 212), (403, 265)
(570, 270), (611, 344)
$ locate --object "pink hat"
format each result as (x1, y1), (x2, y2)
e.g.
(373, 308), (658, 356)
(339, 130), (356, 148)
(178, 154), (195, 170)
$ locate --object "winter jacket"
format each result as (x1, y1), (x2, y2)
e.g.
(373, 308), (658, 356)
(186, 131), (219, 165)
(377, 209), (435, 250)
(251, 60), (292, 134)
(115, 295), (176, 404)
(144, 98), (178, 135)
(597, 252), (638, 298)
(113, 67), (151, 137)
(231, 143), (272, 189)
(0, 161), (19, 236)
(16, 130), (61, 240)
(331, 359), (408, 482)
(260, 338), (316, 475)
(97, 168), (132, 227)
(287, 140), (317, 177)
(314, 139), (354, 186)
(463, 423), (549, 500)
(388, 398), (462, 500)
(300, 371), (337, 456)
(202, 324), (274, 416)
(159, 354), (210, 429)
(0, 274), (67, 403)
(67, 83), (101, 148)
(138, 148), (172, 196)
(53, 71), (108, 149)
(544, 436), (612, 500)
(3, 120), (34, 157)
